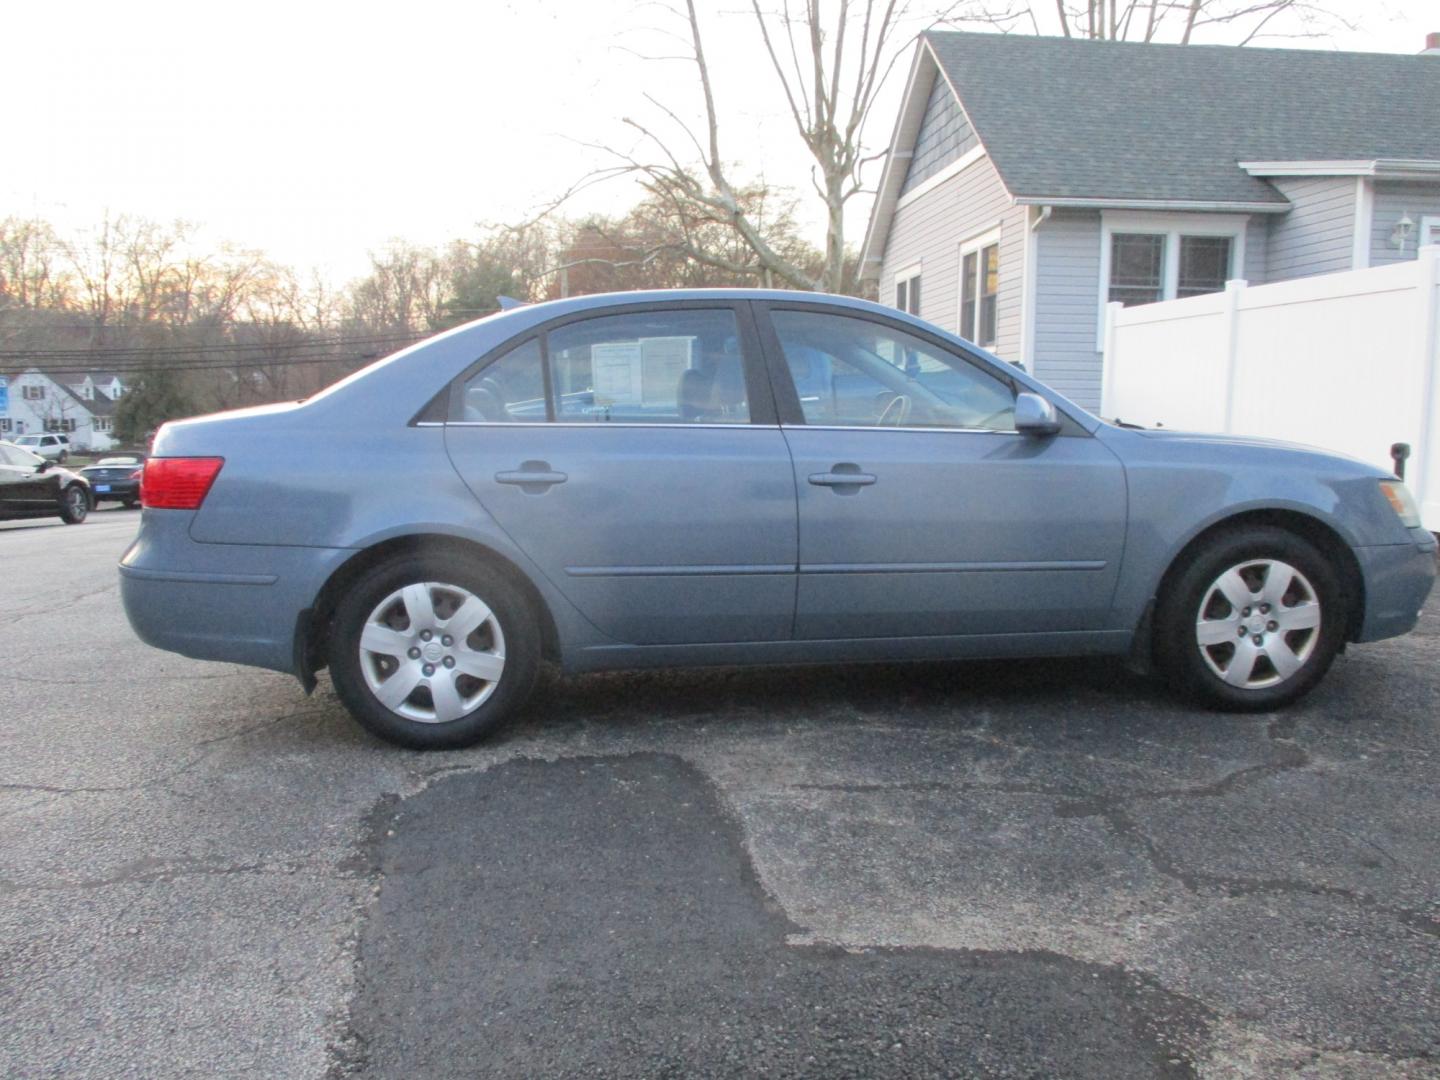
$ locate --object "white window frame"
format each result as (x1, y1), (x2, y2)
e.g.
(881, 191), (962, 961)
(22, 383), (45, 400)
(956, 225), (1002, 347)
(93, 416), (113, 433)
(1097, 211), (1247, 347)
(1422, 216), (1440, 248)
(893, 262), (922, 315)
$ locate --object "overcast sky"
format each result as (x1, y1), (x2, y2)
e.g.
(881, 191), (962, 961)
(6, 0), (1435, 286)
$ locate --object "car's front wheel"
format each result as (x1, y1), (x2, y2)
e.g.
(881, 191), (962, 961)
(59, 484), (90, 525)
(1156, 526), (1346, 711)
(326, 555), (540, 749)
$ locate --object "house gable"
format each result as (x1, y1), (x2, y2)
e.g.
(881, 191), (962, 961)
(900, 74), (978, 196)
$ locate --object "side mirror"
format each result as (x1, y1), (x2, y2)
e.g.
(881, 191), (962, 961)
(36, 459), (54, 473)
(1014, 392), (1061, 437)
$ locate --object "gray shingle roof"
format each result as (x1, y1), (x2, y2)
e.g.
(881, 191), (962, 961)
(55, 380), (117, 416)
(924, 31), (1440, 205)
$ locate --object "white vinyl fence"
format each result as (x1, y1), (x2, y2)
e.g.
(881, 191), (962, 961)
(1102, 246), (1440, 530)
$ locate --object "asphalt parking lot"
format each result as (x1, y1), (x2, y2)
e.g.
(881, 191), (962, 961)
(2, 513), (1437, 1078)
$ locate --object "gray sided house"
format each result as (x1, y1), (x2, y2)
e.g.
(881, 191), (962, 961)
(861, 31), (1440, 409)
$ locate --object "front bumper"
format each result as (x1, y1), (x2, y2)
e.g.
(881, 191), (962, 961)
(1353, 530), (1437, 642)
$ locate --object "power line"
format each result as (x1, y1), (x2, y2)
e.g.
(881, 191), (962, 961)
(17, 353), (388, 377)
(0, 331), (431, 361)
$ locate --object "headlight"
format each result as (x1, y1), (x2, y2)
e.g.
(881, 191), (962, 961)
(1379, 480), (1423, 529)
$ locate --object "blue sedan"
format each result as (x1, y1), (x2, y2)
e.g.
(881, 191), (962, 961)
(119, 291), (1436, 748)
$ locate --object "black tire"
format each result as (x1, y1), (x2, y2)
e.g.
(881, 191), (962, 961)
(59, 484), (90, 525)
(122, 498), (139, 510)
(326, 554), (540, 749)
(1155, 525), (1346, 711)
(57, 451), (68, 464)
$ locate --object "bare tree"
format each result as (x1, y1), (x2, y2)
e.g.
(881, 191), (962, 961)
(0, 217), (68, 311)
(346, 243), (448, 334)
(571, 0), (962, 294)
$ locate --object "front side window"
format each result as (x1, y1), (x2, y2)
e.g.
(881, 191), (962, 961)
(960, 243), (999, 348)
(771, 310), (1016, 432)
(548, 309), (748, 424)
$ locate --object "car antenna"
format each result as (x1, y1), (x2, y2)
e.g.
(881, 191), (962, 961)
(496, 295), (527, 311)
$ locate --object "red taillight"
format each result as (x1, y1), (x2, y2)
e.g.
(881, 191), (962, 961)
(140, 457), (225, 510)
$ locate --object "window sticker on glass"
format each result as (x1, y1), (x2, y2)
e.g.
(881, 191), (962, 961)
(640, 337), (693, 405)
(592, 342), (644, 406)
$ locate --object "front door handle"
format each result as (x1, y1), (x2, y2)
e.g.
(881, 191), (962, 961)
(808, 463), (877, 490)
(495, 460), (568, 494)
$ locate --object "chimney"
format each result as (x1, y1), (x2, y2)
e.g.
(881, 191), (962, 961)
(1424, 32), (1440, 55)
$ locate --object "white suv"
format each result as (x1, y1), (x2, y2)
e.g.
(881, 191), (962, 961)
(12, 433), (72, 462)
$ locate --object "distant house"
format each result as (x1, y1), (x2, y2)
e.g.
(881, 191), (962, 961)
(0, 368), (127, 450)
(860, 31), (1440, 409)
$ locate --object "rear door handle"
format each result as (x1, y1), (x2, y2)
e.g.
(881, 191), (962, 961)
(495, 461), (568, 493)
(808, 464), (877, 489)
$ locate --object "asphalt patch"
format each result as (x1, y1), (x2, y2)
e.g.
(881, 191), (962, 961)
(341, 754), (1209, 1077)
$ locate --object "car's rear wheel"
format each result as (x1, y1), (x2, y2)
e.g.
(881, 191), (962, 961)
(59, 484), (90, 525)
(1155, 526), (1346, 711)
(326, 555), (540, 749)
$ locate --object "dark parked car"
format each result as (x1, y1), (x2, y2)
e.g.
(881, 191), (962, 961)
(79, 454), (146, 508)
(118, 290), (1436, 750)
(0, 440), (92, 524)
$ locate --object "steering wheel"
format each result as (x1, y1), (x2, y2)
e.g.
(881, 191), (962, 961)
(876, 392), (912, 427)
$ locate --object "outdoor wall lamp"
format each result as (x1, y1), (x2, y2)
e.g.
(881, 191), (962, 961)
(1390, 213), (1415, 251)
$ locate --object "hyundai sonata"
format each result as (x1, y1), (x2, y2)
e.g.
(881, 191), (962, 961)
(119, 291), (1436, 748)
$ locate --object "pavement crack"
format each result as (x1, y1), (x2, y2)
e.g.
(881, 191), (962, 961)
(1093, 803), (1440, 939)
(1, 707), (327, 803)
(0, 581), (119, 621)
(0, 668), (251, 685)
(0, 855), (328, 895)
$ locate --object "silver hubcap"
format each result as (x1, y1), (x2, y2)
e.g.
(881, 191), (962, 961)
(1195, 558), (1321, 689)
(68, 489), (85, 514)
(358, 581), (506, 723)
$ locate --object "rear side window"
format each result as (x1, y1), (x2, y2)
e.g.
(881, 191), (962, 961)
(547, 309), (748, 424)
(458, 338), (547, 422)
